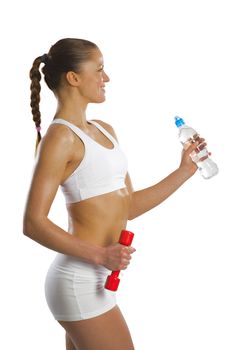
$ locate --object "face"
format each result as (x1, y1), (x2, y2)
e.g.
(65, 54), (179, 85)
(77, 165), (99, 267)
(77, 49), (110, 103)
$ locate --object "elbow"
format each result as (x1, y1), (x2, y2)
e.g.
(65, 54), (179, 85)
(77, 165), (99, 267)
(128, 210), (137, 221)
(23, 212), (47, 239)
(127, 203), (137, 221)
(23, 216), (33, 238)
(23, 213), (39, 238)
(128, 215), (137, 221)
(127, 193), (138, 220)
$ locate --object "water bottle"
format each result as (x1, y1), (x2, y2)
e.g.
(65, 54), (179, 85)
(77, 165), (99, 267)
(174, 116), (218, 179)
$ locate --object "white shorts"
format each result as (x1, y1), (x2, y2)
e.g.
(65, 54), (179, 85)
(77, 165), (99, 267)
(44, 253), (116, 321)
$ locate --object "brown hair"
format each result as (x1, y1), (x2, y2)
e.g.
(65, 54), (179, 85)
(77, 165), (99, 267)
(29, 38), (98, 150)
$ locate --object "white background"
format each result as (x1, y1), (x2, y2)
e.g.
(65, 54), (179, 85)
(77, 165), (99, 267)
(1, 0), (233, 349)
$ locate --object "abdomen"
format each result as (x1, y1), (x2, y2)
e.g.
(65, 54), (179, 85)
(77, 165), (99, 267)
(66, 188), (130, 246)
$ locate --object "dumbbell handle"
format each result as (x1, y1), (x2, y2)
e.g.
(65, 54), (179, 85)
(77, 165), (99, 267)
(105, 230), (134, 291)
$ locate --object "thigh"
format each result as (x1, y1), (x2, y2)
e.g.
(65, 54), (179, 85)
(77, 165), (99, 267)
(59, 306), (135, 350)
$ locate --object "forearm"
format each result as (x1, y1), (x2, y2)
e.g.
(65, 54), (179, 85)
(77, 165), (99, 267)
(128, 167), (192, 220)
(23, 216), (104, 265)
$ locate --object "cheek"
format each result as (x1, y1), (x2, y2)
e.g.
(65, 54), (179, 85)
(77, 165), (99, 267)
(79, 78), (95, 93)
(79, 80), (104, 101)
(84, 76), (100, 89)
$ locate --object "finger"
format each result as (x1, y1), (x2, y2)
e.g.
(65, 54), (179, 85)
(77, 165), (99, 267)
(120, 244), (136, 251)
(195, 137), (205, 143)
(123, 259), (130, 265)
(128, 247), (136, 254)
(195, 142), (207, 153)
(120, 260), (130, 270)
(121, 246), (136, 255)
(185, 141), (199, 154)
(120, 249), (133, 261)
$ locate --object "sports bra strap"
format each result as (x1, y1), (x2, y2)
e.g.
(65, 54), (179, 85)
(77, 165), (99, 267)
(51, 118), (90, 142)
(89, 120), (118, 145)
(52, 118), (118, 146)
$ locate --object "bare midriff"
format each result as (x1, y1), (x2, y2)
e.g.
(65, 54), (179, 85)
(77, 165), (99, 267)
(66, 187), (131, 247)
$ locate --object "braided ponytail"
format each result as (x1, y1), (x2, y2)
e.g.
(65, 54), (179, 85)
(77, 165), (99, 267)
(29, 55), (46, 152)
(29, 39), (98, 152)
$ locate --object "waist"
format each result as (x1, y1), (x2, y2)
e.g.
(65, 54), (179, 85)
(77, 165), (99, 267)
(50, 253), (109, 276)
(66, 188), (130, 246)
(69, 220), (128, 247)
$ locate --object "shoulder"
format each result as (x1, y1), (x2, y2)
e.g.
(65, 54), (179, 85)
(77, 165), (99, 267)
(36, 122), (79, 163)
(91, 119), (118, 140)
(46, 122), (77, 145)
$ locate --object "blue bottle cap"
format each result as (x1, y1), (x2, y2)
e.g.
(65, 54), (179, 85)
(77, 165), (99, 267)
(174, 116), (185, 127)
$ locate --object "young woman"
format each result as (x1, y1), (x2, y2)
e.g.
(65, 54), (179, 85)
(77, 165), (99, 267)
(23, 38), (201, 350)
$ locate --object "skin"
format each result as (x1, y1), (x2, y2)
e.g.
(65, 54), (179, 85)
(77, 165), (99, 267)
(23, 48), (202, 350)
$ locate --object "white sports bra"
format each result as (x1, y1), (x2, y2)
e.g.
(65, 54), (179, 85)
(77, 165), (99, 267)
(51, 118), (128, 203)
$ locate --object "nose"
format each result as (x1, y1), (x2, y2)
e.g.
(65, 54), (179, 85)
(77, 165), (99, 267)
(103, 70), (110, 83)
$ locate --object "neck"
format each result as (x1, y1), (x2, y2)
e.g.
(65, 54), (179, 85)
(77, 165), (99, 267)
(54, 90), (89, 128)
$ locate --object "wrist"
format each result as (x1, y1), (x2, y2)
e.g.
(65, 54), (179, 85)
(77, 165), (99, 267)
(176, 165), (195, 182)
(75, 237), (106, 266)
(91, 245), (106, 266)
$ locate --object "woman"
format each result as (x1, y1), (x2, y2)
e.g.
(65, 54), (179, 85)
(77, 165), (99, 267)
(23, 38), (201, 350)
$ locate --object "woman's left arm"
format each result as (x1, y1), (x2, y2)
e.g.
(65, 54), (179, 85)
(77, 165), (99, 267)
(126, 141), (199, 220)
(96, 120), (200, 221)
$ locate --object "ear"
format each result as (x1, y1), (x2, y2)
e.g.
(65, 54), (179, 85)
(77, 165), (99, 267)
(65, 71), (81, 87)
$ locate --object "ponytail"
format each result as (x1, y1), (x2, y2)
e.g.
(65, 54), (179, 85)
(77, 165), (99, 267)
(29, 55), (47, 152)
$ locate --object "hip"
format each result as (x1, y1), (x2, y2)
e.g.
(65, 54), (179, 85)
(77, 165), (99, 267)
(44, 253), (116, 321)
(45, 253), (110, 282)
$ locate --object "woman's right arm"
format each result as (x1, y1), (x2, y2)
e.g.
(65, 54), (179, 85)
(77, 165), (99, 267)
(23, 125), (133, 270)
(23, 125), (104, 264)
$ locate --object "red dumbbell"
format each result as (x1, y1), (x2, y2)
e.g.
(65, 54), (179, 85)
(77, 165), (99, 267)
(105, 230), (134, 291)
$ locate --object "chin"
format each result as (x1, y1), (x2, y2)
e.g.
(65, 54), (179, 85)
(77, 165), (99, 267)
(91, 96), (106, 104)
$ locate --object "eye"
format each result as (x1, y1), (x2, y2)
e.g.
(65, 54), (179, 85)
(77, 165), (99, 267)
(98, 65), (104, 72)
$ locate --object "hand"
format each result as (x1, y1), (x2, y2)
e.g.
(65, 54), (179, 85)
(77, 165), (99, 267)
(179, 137), (209, 177)
(102, 243), (136, 271)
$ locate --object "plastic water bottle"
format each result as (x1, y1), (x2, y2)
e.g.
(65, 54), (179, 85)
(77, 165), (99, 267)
(174, 116), (218, 179)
